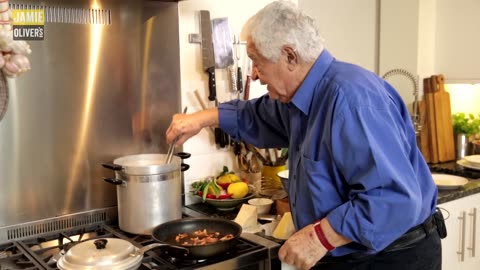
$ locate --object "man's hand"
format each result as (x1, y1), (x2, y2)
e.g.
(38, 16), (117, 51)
(166, 108), (219, 146)
(278, 224), (327, 270)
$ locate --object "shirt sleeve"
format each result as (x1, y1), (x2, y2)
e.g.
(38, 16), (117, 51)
(218, 96), (290, 148)
(326, 99), (424, 252)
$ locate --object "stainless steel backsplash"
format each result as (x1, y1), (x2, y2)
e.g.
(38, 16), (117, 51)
(0, 0), (181, 227)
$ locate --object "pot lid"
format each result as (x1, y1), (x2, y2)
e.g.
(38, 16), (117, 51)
(114, 153), (181, 175)
(57, 238), (142, 270)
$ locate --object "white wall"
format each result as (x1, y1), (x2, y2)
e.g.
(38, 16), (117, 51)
(178, 0), (297, 204)
(378, 0), (421, 108)
(298, 0), (378, 72)
(435, 0), (480, 82)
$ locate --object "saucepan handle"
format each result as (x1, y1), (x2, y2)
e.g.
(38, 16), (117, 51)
(102, 163), (123, 171)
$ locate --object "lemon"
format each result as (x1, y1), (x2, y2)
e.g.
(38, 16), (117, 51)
(227, 182), (249, 199)
(217, 173), (241, 185)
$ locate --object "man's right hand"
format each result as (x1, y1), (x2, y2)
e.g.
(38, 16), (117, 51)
(166, 108), (219, 146)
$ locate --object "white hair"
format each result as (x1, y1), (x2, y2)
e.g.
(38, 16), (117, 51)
(241, 0), (325, 63)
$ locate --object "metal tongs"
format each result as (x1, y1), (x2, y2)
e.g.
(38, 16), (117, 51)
(166, 107), (188, 163)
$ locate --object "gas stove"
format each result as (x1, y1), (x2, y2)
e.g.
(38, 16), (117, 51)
(0, 207), (277, 270)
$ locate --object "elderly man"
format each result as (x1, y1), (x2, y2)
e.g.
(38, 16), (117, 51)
(166, 1), (443, 269)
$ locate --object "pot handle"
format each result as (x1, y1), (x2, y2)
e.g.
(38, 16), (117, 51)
(132, 243), (189, 256)
(102, 163), (123, 171)
(103, 177), (125, 185)
(175, 152), (191, 159)
(181, 163), (190, 172)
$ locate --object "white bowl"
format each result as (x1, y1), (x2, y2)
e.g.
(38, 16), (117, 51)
(248, 198), (274, 214)
(276, 170), (289, 181)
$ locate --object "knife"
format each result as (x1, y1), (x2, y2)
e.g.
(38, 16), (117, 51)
(200, 10), (216, 102)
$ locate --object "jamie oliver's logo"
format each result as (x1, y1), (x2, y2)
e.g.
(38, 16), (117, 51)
(12, 9), (44, 40)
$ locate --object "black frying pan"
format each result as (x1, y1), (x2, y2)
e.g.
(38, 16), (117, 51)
(151, 217), (242, 259)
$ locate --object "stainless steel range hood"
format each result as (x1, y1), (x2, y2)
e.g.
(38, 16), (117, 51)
(0, 0), (181, 228)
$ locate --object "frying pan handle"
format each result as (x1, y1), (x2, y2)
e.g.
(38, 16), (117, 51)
(102, 163), (123, 171)
(181, 163), (190, 172)
(103, 177), (125, 185)
(133, 243), (189, 256)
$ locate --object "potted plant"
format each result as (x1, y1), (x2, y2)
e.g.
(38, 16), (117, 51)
(452, 113), (480, 158)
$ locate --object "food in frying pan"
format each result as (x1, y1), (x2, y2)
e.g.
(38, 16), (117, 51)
(175, 229), (234, 246)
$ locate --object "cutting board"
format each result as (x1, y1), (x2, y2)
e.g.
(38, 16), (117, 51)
(433, 74), (455, 162)
(424, 77), (439, 163)
(417, 99), (430, 162)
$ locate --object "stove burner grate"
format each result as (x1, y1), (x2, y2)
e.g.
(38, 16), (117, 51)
(2, 216), (266, 269)
(0, 241), (45, 269)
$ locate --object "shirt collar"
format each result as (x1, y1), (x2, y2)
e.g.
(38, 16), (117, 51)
(291, 49), (334, 115)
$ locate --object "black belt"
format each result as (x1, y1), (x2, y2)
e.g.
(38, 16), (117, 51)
(317, 215), (437, 265)
(383, 215), (436, 252)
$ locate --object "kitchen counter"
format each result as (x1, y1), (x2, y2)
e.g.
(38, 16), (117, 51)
(429, 161), (480, 204)
(437, 178), (480, 204)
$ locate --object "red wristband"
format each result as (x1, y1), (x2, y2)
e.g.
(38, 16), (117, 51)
(314, 221), (335, 251)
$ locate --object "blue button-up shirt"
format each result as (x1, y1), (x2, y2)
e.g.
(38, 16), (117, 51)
(218, 50), (437, 256)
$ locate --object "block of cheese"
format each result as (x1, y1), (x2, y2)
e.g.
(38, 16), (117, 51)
(234, 203), (258, 231)
(272, 212), (295, 240)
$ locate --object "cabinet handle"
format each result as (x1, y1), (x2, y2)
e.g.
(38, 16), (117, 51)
(458, 211), (466, 261)
(467, 208), (477, 257)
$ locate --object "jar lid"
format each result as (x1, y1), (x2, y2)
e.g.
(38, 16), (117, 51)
(57, 238), (142, 270)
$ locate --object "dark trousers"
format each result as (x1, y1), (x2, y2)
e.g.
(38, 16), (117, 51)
(312, 230), (442, 270)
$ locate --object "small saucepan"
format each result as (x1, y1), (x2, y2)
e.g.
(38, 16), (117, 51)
(151, 217), (242, 259)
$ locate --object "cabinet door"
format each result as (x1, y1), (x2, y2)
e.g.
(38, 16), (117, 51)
(439, 193), (480, 270)
(463, 194), (480, 270)
(439, 198), (464, 270)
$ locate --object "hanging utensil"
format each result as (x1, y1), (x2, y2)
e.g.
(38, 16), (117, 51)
(166, 107), (188, 163)
(234, 35), (243, 96)
(211, 17), (234, 69)
(243, 60), (251, 100)
(199, 10), (216, 103)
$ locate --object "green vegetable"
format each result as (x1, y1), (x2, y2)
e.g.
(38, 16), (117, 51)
(452, 113), (480, 137)
(216, 165), (235, 178)
(191, 176), (222, 202)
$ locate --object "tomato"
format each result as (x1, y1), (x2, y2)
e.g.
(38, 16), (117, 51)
(217, 182), (230, 190)
(197, 191), (233, 200)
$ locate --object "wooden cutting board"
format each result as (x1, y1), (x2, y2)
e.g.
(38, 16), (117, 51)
(433, 74), (455, 162)
(424, 77), (439, 163)
(417, 99), (430, 162)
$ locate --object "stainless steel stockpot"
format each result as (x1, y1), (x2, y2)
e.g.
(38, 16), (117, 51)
(102, 153), (185, 235)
